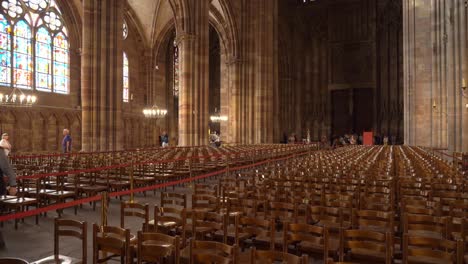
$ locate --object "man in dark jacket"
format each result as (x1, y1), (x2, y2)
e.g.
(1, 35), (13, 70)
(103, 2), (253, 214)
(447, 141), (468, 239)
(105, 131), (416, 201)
(0, 148), (16, 196)
(0, 147), (16, 248)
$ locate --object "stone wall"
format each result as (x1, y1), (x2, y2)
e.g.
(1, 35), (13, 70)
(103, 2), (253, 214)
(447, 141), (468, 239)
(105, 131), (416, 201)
(278, 0), (403, 142)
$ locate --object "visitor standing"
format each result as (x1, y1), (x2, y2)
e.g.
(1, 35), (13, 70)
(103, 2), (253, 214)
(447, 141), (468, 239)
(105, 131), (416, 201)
(0, 133), (12, 156)
(161, 131), (169, 147)
(62, 129), (72, 153)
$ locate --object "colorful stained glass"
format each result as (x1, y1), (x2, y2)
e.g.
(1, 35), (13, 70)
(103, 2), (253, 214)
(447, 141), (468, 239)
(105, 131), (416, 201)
(123, 52), (129, 102)
(43, 10), (61, 31)
(123, 20), (128, 40)
(0, 14), (10, 86)
(0, 0), (69, 94)
(53, 32), (68, 93)
(53, 75), (66, 93)
(13, 20), (32, 89)
(23, 0), (49, 11)
(1, 0), (24, 19)
(35, 27), (51, 91)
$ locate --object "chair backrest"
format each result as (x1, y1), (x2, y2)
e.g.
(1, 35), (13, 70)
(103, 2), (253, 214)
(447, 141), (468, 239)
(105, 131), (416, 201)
(236, 216), (274, 249)
(267, 201), (297, 222)
(93, 224), (131, 264)
(403, 213), (448, 238)
(250, 248), (307, 264)
(308, 205), (343, 226)
(189, 240), (236, 264)
(192, 194), (219, 212)
(340, 229), (391, 264)
(283, 222), (328, 263)
(402, 234), (462, 264)
(193, 211), (226, 242)
(153, 206), (185, 231)
(120, 201), (149, 231)
(137, 231), (180, 264)
(401, 198), (442, 216)
(161, 192), (187, 208)
(54, 218), (87, 263)
(352, 209), (394, 232)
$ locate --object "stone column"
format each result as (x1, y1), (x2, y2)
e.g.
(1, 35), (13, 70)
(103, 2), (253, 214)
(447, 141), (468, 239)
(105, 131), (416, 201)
(226, 57), (243, 144)
(82, 0), (124, 151)
(404, 0), (468, 151)
(176, 0), (210, 146)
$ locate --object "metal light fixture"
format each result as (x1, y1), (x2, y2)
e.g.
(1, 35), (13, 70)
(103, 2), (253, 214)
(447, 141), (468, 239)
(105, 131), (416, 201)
(0, 88), (37, 107)
(143, 105), (167, 118)
(210, 107), (228, 123)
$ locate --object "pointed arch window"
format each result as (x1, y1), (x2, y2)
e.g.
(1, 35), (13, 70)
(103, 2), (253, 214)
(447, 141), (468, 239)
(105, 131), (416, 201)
(0, 14), (11, 86)
(0, 0), (70, 94)
(123, 52), (129, 102)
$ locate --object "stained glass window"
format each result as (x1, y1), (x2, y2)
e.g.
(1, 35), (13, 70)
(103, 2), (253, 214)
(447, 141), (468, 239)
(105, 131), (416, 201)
(123, 52), (129, 102)
(0, 0), (69, 94)
(0, 14), (11, 86)
(53, 32), (68, 93)
(173, 42), (179, 97)
(13, 20), (32, 89)
(35, 27), (51, 91)
(123, 20), (128, 40)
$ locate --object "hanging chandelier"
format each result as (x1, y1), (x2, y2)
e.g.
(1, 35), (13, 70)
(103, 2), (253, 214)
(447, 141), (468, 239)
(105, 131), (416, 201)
(0, 88), (37, 107)
(210, 108), (228, 123)
(143, 105), (168, 118)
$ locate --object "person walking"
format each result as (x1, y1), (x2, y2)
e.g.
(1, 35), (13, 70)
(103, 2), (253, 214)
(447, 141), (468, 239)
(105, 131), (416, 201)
(62, 129), (72, 153)
(161, 131), (169, 147)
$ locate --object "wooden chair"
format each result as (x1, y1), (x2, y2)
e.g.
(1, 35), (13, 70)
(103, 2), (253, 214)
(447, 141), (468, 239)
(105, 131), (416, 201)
(189, 240), (237, 264)
(192, 194), (218, 213)
(250, 247), (308, 264)
(192, 211), (226, 243)
(235, 216), (274, 250)
(339, 229), (392, 264)
(283, 222), (337, 263)
(308, 205), (349, 232)
(403, 213), (448, 239)
(136, 231), (180, 264)
(32, 218), (87, 264)
(402, 234), (463, 264)
(149, 206), (185, 236)
(92, 224), (131, 264)
(120, 201), (150, 232)
(161, 192), (187, 208)
(352, 209), (394, 233)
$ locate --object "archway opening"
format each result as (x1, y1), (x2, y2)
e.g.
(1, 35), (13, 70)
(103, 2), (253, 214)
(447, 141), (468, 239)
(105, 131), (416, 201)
(208, 25), (221, 137)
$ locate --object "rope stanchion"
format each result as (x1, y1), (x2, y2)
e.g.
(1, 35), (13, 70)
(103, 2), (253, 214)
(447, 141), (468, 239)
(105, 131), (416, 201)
(101, 192), (108, 227)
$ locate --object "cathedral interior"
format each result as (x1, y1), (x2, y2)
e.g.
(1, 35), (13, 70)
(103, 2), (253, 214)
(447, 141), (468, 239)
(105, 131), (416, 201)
(0, 0), (468, 263)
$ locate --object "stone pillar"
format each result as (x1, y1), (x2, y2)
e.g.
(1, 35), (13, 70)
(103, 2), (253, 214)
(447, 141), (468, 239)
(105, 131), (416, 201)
(404, 0), (468, 151)
(82, 0), (124, 151)
(176, 0), (210, 146)
(226, 57), (242, 144)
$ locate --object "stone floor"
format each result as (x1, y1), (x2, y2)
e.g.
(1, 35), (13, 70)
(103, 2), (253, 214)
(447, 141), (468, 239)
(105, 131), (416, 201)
(0, 180), (327, 263)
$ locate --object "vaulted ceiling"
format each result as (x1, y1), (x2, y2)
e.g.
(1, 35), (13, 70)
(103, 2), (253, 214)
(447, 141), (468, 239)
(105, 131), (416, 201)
(71, 0), (227, 47)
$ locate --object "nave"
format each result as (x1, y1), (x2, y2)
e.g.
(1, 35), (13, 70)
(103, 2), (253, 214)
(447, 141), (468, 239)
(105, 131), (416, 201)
(0, 145), (466, 264)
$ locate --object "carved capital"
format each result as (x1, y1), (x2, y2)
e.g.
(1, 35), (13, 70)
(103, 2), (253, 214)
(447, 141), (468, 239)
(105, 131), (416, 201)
(225, 56), (243, 66)
(174, 32), (196, 46)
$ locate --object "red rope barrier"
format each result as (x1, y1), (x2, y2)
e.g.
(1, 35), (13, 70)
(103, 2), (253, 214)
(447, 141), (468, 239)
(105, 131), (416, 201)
(0, 149), (310, 223)
(15, 146), (303, 180)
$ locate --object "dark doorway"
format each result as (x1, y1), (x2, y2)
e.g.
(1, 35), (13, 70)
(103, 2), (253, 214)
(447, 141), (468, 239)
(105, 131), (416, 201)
(332, 88), (373, 137)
